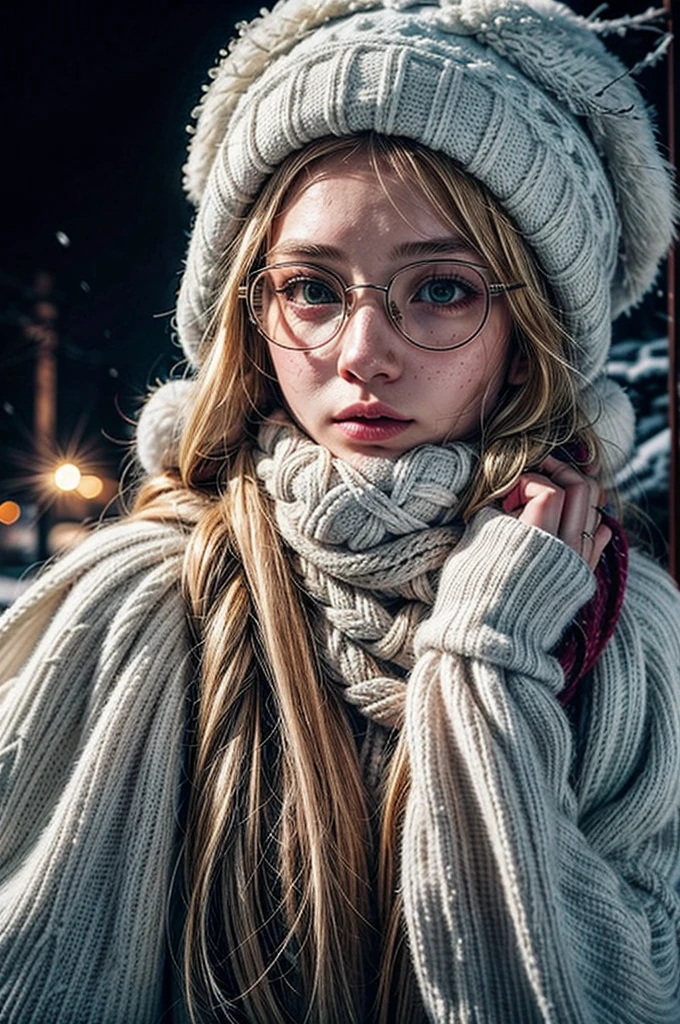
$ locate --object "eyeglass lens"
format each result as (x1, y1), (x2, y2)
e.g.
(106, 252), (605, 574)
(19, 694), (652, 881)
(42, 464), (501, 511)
(248, 261), (492, 350)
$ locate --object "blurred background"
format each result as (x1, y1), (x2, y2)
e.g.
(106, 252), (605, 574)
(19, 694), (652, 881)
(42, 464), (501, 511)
(0, 0), (675, 605)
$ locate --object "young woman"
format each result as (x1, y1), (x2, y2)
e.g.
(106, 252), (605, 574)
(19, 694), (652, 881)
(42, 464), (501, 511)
(1, 1), (679, 1022)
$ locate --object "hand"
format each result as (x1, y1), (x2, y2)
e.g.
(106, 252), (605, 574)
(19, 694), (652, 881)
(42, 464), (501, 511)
(501, 454), (612, 571)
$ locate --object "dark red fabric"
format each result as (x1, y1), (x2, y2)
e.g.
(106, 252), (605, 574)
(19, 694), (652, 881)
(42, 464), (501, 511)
(555, 511), (629, 705)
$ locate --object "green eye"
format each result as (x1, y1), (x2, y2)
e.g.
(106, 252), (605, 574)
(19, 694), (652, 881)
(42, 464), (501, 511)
(301, 280), (337, 304)
(414, 277), (476, 306)
(279, 277), (340, 306)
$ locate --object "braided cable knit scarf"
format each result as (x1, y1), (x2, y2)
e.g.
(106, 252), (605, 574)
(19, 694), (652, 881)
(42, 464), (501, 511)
(255, 418), (475, 731)
(256, 419), (628, 727)
(1, 423), (678, 1023)
(256, 418), (680, 1024)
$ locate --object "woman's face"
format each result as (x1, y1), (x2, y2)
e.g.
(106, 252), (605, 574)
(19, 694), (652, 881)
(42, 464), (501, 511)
(263, 151), (523, 463)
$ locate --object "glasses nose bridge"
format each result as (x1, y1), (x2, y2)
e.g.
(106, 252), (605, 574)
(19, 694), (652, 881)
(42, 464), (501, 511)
(343, 280), (391, 322)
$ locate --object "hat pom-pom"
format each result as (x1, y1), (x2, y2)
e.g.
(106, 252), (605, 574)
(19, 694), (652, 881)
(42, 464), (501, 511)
(135, 379), (196, 476)
(582, 376), (636, 484)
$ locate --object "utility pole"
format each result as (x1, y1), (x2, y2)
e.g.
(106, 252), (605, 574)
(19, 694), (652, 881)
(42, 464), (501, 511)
(25, 270), (59, 560)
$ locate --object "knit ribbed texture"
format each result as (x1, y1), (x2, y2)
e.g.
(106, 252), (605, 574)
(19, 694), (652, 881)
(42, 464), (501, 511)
(128, 0), (679, 490)
(556, 509), (628, 702)
(2, 484), (680, 1019)
(134, 0), (676, 481)
(0, 521), (192, 1024)
(256, 420), (680, 1021)
(256, 417), (475, 727)
(177, 0), (674, 378)
(404, 516), (680, 1022)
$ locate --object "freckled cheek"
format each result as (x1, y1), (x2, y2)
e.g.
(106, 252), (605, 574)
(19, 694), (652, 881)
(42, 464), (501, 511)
(450, 344), (507, 385)
(268, 350), (332, 404)
(421, 352), (486, 389)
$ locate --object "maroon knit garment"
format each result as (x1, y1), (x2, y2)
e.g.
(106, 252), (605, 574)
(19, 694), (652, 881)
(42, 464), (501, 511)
(555, 510), (629, 705)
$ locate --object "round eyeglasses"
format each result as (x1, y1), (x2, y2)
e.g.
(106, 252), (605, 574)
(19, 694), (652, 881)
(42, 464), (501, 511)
(239, 259), (525, 352)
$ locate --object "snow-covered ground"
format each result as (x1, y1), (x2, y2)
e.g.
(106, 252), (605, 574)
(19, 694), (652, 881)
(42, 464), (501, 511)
(609, 336), (671, 553)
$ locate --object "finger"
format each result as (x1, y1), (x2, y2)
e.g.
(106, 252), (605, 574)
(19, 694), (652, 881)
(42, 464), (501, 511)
(501, 473), (565, 535)
(581, 522), (612, 571)
(537, 456), (602, 552)
(538, 455), (601, 496)
(590, 502), (606, 534)
(501, 461), (613, 566)
(540, 454), (607, 512)
(501, 483), (525, 516)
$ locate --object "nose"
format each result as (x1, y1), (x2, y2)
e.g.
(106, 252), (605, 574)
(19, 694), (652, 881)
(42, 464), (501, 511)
(336, 287), (402, 383)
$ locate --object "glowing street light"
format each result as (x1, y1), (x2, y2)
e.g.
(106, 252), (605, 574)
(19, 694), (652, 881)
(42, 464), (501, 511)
(53, 463), (81, 492)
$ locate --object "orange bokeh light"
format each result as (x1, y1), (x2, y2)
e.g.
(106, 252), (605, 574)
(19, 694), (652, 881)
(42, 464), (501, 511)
(77, 475), (104, 499)
(0, 501), (21, 526)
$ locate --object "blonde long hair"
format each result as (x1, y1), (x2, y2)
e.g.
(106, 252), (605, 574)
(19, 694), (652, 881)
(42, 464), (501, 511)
(133, 134), (599, 1022)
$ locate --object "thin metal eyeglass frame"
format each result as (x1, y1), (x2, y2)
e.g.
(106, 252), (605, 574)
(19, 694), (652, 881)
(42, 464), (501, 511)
(238, 259), (526, 352)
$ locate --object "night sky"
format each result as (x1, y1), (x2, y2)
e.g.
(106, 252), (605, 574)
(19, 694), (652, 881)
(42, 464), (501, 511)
(0, 0), (672, 514)
(1, 2), (262, 499)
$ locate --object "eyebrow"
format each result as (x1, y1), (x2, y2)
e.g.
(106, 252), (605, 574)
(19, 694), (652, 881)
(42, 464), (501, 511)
(389, 238), (474, 259)
(268, 241), (345, 260)
(268, 237), (476, 262)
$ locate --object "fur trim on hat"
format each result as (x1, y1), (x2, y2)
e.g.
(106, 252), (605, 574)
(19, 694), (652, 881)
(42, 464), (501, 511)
(136, 0), (674, 483)
(184, 0), (674, 319)
(177, 0), (674, 393)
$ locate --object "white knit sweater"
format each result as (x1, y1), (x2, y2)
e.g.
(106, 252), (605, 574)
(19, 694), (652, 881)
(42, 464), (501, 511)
(1, 512), (680, 1022)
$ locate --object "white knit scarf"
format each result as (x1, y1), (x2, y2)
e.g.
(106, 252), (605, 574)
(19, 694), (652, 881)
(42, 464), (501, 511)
(255, 417), (476, 731)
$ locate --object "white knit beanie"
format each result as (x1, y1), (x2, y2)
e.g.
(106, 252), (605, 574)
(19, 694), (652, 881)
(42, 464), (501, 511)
(137, 0), (674, 475)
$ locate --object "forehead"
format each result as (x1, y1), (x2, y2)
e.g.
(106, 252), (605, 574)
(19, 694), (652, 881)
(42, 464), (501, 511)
(270, 148), (459, 246)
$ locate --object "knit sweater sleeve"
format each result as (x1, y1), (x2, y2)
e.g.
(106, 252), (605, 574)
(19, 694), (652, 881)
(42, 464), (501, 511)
(0, 519), (193, 1024)
(403, 506), (680, 1023)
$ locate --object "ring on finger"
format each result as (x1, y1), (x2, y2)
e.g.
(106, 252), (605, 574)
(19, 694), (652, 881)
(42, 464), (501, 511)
(581, 529), (595, 542)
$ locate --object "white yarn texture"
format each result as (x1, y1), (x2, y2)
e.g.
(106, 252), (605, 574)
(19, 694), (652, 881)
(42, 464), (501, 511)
(2, 446), (680, 1019)
(256, 418), (476, 727)
(138, 0), (673, 480)
(403, 526), (680, 1021)
(135, 378), (196, 476)
(256, 421), (680, 1021)
(177, 0), (674, 380)
(0, 520), (192, 1022)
